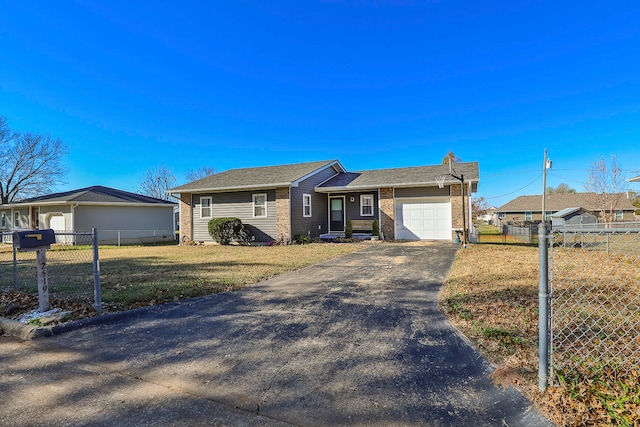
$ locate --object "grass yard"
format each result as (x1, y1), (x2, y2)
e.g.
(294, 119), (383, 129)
(98, 243), (366, 309)
(1, 242), (366, 319)
(440, 243), (640, 426)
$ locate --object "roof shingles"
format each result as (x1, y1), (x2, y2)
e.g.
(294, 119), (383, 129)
(497, 193), (635, 212)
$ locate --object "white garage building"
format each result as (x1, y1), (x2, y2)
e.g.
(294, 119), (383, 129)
(0, 186), (176, 244)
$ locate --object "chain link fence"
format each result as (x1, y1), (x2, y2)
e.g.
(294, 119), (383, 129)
(1, 230), (101, 313)
(549, 224), (640, 382)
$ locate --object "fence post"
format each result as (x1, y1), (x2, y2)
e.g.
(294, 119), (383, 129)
(13, 246), (18, 290)
(538, 222), (549, 391)
(92, 228), (102, 315)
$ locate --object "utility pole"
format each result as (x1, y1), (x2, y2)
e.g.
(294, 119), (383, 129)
(539, 149), (551, 391)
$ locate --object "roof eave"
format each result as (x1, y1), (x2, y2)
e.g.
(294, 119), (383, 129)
(169, 182), (292, 194)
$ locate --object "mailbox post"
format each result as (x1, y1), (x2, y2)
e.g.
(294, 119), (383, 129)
(13, 229), (56, 312)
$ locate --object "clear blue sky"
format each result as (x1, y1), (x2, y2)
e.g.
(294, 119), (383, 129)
(1, 1), (639, 206)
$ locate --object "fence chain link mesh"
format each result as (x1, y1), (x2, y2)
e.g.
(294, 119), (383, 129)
(1, 231), (96, 305)
(550, 226), (640, 381)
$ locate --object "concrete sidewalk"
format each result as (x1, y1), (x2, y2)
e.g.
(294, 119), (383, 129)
(1, 242), (552, 426)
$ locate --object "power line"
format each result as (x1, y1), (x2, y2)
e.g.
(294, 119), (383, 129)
(481, 173), (542, 200)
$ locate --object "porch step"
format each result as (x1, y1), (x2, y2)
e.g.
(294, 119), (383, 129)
(320, 232), (373, 241)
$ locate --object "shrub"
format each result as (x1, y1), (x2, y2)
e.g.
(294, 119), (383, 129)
(372, 219), (380, 237)
(293, 234), (312, 244)
(208, 218), (250, 245)
(345, 219), (353, 238)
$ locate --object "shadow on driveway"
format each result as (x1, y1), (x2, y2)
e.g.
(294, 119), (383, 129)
(1, 242), (552, 426)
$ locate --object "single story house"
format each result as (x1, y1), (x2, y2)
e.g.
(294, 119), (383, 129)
(496, 192), (637, 226)
(0, 186), (176, 244)
(168, 160), (480, 243)
(550, 207), (598, 229)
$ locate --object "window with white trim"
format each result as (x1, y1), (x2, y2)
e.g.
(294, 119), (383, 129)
(34, 208), (40, 229)
(1, 213), (5, 228)
(525, 211), (532, 221)
(614, 210), (623, 221)
(253, 193), (267, 218)
(14, 212), (20, 227)
(498, 212), (506, 219)
(303, 194), (312, 217)
(200, 196), (212, 218)
(360, 194), (374, 216)
(545, 211), (552, 220)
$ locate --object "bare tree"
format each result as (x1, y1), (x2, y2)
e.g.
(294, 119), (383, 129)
(471, 196), (489, 218)
(546, 183), (576, 194)
(584, 155), (628, 222)
(138, 165), (176, 201)
(185, 166), (217, 183)
(442, 151), (462, 165)
(0, 117), (68, 204)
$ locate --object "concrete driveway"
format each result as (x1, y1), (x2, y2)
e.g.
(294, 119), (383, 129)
(1, 242), (551, 426)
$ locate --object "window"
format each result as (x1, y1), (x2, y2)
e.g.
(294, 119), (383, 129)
(498, 212), (506, 219)
(545, 211), (552, 220)
(525, 211), (532, 221)
(14, 212), (20, 227)
(34, 208), (40, 229)
(200, 197), (212, 218)
(253, 193), (267, 218)
(615, 211), (623, 221)
(303, 194), (312, 217)
(360, 194), (374, 216)
(0, 213), (5, 228)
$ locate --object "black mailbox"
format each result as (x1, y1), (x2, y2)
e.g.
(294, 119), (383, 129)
(13, 229), (56, 250)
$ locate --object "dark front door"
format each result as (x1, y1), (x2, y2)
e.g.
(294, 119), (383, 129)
(330, 197), (345, 232)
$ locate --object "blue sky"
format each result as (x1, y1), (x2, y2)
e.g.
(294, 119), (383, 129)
(1, 0), (639, 207)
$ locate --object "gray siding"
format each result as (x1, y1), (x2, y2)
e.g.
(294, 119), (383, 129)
(193, 190), (277, 242)
(74, 205), (174, 232)
(395, 186), (449, 198)
(345, 192), (379, 222)
(40, 205), (72, 231)
(290, 166), (339, 238)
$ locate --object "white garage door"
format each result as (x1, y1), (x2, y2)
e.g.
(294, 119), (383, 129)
(49, 215), (66, 232)
(395, 198), (451, 240)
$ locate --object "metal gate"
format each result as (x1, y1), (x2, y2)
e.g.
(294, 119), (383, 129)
(549, 224), (640, 382)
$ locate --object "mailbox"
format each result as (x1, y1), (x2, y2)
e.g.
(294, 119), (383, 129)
(13, 229), (56, 250)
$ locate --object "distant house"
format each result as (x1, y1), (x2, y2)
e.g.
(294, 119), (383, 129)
(0, 186), (176, 244)
(168, 160), (480, 243)
(496, 193), (637, 226)
(476, 206), (497, 224)
(550, 207), (598, 229)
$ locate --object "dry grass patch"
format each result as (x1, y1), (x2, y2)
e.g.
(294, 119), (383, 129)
(2, 242), (366, 320)
(440, 244), (640, 426)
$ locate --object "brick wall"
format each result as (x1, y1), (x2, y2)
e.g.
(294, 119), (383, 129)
(276, 187), (291, 243)
(450, 184), (470, 241)
(179, 193), (192, 243)
(379, 187), (395, 240)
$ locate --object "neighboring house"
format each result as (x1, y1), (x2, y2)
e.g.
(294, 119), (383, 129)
(168, 160), (480, 243)
(550, 207), (598, 229)
(0, 186), (176, 244)
(476, 206), (497, 224)
(496, 193), (637, 226)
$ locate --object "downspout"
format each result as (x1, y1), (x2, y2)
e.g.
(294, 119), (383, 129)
(468, 181), (474, 239)
(377, 188), (382, 240)
(169, 193), (181, 244)
(71, 203), (79, 231)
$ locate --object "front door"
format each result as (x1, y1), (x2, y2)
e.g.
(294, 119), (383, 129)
(330, 197), (345, 232)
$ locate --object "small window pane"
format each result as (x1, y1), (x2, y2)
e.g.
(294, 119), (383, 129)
(201, 197), (211, 218)
(303, 194), (312, 217)
(253, 194), (267, 217)
(360, 195), (374, 216)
